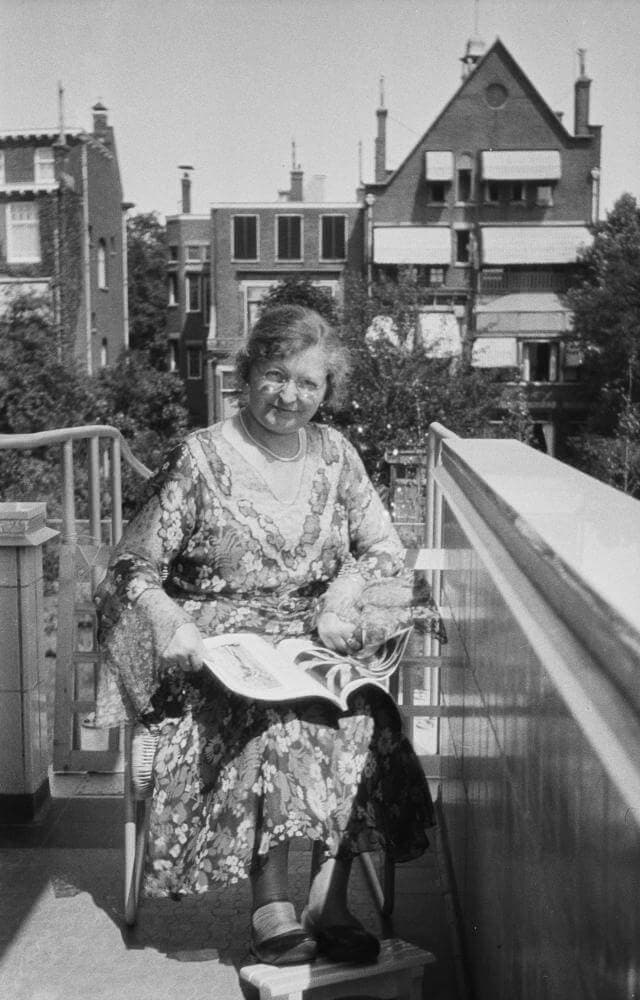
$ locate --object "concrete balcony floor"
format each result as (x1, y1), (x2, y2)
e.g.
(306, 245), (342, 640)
(0, 772), (462, 1000)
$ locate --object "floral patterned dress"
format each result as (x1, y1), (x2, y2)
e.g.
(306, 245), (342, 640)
(95, 421), (439, 897)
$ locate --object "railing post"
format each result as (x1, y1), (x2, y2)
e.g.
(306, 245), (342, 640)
(0, 502), (58, 821)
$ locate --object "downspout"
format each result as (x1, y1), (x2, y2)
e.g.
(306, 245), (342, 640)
(365, 194), (375, 295)
(590, 167), (600, 225)
(81, 140), (92, 375)
(121, 202), (133, 350)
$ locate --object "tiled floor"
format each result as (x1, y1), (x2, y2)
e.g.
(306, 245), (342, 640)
(0, 773), (462, 1000)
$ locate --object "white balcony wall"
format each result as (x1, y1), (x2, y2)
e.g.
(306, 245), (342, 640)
(432, 438), (640, 1000)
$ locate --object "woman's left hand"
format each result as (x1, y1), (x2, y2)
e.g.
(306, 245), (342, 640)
(316, 610), (361, 655)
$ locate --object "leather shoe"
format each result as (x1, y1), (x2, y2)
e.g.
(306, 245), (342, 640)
(250, 927), (317, 966)
(301, 909), (380, 964)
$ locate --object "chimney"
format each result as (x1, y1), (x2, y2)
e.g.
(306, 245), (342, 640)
(288, 141), (303, 201)
(574, 49), (592, 137)
(374, 77), (387, 184)
(92, 101), (109, 141)
(179, 165), (193, 214)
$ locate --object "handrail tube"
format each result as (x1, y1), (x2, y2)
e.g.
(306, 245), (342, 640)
(0, 425), (153, 480)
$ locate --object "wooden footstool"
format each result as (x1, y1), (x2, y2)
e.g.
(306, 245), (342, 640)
(240, 938), (435, 1000)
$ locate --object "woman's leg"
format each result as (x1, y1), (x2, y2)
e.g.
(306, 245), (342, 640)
(249, 842), (317, 966)
(303, 848), (380, 963)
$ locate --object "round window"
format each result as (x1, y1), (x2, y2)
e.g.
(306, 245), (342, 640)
(485, 83), (508, 109)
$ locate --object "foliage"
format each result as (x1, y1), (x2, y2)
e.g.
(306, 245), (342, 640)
(0, 293), (190, 518)
(127, 211), (170, 367)
(335, 271), (501, 482)
(259, 275), (340, 326)
(89, 350), (190, 512)
(566, 193), (640, 494)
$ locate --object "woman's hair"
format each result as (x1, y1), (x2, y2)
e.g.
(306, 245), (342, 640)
(235, 305), (351, 409)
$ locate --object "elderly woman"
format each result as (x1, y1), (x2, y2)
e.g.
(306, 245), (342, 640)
(95, 305), (438, 966)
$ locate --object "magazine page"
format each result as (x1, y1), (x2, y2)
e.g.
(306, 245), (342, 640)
(203, 627), (412, 709)
(203, 632), (332, 703)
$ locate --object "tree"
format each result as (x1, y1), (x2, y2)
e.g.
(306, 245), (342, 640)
(259, 276), (340, 326)
(336, 271), (500, 483)
(89, 351), (190, 512)
(566, 193), (640, 494)
(0, 294), (93, 513)
(127, 211), (170, 366)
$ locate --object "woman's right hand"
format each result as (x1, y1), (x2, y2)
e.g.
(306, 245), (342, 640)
(161, 622), (207, 672)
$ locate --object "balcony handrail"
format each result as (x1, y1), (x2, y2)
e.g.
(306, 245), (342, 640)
(0, 424), (152, 546)
(0, 425), (152, 481)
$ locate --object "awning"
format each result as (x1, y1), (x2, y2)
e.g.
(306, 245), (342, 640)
(374, 226), (451, 265)
(481, 226), (591, 265)
(481, 150), (561, 181)
(425, 151), (453, 181)
(417, 311), (462, 357)
(475, 292), (571, 334)
(471, 336), (518, 368)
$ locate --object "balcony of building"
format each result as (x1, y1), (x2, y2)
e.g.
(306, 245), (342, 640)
(0, 422), (638, 1000)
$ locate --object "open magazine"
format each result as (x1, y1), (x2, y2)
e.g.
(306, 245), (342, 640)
(202, 627), (413, 711)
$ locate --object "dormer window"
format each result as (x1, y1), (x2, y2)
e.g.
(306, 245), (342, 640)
(425, 151), (453, 204)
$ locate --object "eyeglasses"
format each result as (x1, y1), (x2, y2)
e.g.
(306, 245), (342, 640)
(258, 368), (326, 401)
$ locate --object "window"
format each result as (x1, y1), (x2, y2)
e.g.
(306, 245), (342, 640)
(6, 202), (40, 262)
(35, 147), (55, 184)
(186, 274), (201, 312)
(427, 181), (448, 203)
(216, 366), (239, 420)
(245, 283), (275, 332)
(522, 341), (558, 382)
(168, 340), (179, 372)
(428, 267), (445, 286)
(536, 185), (554, 207)
(168, 273), (178, 306)
(277, 215), (302, 260)
(202, 273), (211, 325)
(97, 239), (108, 289)
(187, 346), (203, 379)
(455, 230), (471, 264)
(233, 215), (258, 260)
(169, 244), (179, 261)
(456, 154), (473, 202)
(321, 215), (346, 259)
(510, 182), (525, 203)
(186, 244), (202, 262)
(485, 182), (500, 204)
(100, 338), (108, 368)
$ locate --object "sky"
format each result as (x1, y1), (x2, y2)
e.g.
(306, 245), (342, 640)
(2, 0), (639, 219)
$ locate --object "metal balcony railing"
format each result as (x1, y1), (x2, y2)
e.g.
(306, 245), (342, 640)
(0, 425), (152, 771)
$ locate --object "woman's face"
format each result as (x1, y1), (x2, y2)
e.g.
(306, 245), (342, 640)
(247, 344), (328, 436)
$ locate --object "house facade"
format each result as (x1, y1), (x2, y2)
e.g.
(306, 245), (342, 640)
(0, 102), (128, 373)
(363, 38), (601, 454)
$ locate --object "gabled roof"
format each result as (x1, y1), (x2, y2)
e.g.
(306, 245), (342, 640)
(369, 37), (574, 190)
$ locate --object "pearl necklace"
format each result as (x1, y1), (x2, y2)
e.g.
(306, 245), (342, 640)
(238, 411), (304, 463)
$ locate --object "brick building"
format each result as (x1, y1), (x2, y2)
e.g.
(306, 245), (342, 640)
(0, 101), (129, 373)
(363, 37), (601, 453)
